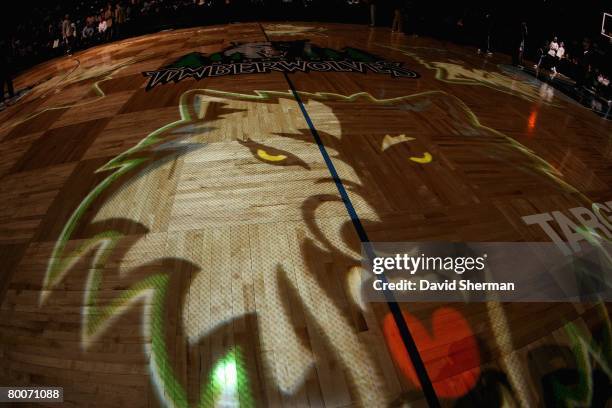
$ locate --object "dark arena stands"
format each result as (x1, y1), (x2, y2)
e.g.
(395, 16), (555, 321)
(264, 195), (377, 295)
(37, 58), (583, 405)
(0, 1), (611, 407)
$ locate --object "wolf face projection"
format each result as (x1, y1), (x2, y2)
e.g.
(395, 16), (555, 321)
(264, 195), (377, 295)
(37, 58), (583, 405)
(39, 89), (583, 407)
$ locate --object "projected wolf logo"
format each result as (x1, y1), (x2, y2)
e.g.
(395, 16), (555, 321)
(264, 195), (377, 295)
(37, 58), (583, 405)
(143, 41), (419, 90)
(39, 88), (582, 407)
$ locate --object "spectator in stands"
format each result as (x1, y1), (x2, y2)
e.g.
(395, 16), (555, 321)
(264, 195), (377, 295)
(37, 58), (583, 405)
(391, 0), (403, 33)
(535, 39), (547, 69)
(365, 0), (378, 27)
(104, 3), (114, 39)
(536, 36), (558, 70)
(546, 36), (559, 62)
(115, 3), (126, 38)
(47, 22), (60, 50)
(551, 41), (565, 75)
(477, 10), (493, 55)
(0, 39), (15, 105)
(513, 21), (528, 66)
(62, 14), (75, 54)
(82, 16), (95, 42)
(61, 15), (70, 41)
(580, 39), (593, 69)
(86, 14), (96, 30)
(98, 13), (108, 40)
(71, 21), (78, 49)
(0, 38), (16, 105)
(141, 0), (153, 15)
(596, 73), (611, 103)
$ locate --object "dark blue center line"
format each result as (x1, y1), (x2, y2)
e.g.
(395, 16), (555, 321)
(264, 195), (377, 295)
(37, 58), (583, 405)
(257, 23), (441, 408)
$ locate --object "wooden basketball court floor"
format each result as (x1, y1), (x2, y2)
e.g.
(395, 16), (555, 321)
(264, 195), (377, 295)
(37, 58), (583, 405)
(0, 22), (611, 407)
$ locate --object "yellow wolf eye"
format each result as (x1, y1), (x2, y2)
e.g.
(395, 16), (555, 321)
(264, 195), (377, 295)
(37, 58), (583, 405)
(410, 152), (433, 164)
(239, 139), (310, 169)
(257, 149), (287, 162)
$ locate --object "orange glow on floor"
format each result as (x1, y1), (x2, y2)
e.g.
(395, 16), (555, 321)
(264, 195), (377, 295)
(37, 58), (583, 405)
(383, 307), (481, 398)
(527, 110), (538, 134)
